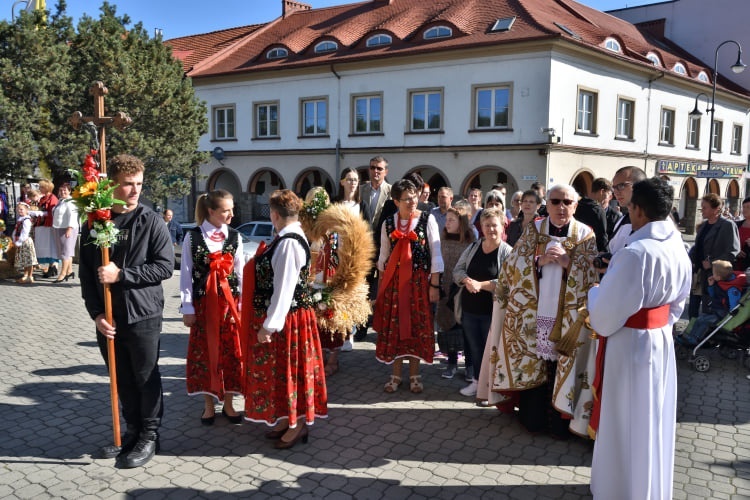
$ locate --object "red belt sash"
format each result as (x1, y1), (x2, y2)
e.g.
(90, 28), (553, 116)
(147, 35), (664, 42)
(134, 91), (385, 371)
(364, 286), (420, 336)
(589, 304), (670, 439)
(374, 226), (418, 340)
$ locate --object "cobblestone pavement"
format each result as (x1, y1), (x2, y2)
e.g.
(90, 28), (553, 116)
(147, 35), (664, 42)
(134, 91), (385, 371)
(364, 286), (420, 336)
(1, 267), (749, 499)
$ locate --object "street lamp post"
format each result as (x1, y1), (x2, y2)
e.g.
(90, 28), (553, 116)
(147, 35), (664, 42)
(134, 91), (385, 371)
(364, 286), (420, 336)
(690, 40), (746, 171)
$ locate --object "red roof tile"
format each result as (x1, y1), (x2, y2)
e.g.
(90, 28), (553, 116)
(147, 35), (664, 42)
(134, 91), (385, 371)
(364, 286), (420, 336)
(166, 24), (266, 73)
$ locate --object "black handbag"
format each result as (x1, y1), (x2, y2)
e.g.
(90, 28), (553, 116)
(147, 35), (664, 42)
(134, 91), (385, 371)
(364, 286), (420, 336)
(437, 324), (464, 353)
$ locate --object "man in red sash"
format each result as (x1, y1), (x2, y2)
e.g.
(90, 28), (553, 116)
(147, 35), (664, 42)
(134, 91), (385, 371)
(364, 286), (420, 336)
(588, 177), (691, 500)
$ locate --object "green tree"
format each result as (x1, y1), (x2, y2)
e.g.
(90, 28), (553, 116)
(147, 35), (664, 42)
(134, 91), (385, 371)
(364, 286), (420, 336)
(0, 1), (208, 204)
(0, 3), (82, 182)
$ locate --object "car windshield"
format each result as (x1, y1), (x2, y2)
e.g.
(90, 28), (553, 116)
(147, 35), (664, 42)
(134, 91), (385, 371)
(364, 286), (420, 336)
(255, 225), (273, 237)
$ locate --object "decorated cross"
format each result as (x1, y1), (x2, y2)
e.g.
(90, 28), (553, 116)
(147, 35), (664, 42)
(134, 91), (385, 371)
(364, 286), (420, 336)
(68, 81), (132, 450)
(69, 81), (132, 175)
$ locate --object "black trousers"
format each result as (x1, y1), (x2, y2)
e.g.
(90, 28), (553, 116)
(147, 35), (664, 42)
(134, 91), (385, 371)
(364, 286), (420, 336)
(518, 361), (570, 437)
(97, 316), (164, 432)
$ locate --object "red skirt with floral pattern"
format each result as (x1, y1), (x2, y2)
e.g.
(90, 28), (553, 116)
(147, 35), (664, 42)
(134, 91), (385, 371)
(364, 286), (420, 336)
(374, 267), (434, 364)
(243, 307), (328, 427)
(186, 298), (243, 400)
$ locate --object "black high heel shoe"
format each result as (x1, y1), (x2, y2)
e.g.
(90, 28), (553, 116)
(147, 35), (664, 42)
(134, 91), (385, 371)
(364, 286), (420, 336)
(54, 272), (75, 283)
(274, 427), (309, 449)
(43, 265), (58, 278)
(222, 408), (242, 425)
(200, 409), (215, 426)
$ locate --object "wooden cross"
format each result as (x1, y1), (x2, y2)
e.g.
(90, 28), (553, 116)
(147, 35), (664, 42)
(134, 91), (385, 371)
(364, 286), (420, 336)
(69, 81), (132, 175)
(69, 81), (132, 449)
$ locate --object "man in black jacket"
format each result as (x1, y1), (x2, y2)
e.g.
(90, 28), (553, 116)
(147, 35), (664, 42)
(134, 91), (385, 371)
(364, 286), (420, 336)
(574, 182), (609, 252)
(80, 154), (173, 468)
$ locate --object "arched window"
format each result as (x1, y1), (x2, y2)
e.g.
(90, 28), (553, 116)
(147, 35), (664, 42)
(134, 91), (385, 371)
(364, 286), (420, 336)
(698, 71), (710, 83)
(366, 34), (392, 47)
(673, 63), (687, 75)
(266, 47), (288, 60)
(314, 41), (338, 53)
(423, 26), (452, 40)
(646, 52), (661, 66)
(604, 38), (621, 53)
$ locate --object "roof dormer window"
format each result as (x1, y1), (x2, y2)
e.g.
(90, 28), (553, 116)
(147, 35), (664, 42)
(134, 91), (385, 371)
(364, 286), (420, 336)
(314, 41), (338, 54)
(266, 47), (288, 60)
(697, 71), (710, 83)
(673, 62), (687, 75)
(366, 34), (392, 48)
(604, 38), (621, 53)
(490, 17), (516, 33)
(423, 26), (452, 40)
(646, 52), (661, 66)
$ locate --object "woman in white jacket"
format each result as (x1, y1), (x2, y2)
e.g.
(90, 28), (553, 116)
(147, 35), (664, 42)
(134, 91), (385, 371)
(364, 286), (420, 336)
(51, 183), (79, 283)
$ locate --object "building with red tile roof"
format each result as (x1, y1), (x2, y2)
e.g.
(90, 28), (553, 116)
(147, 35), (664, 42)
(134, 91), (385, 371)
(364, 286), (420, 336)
(167, 0), (750, 233)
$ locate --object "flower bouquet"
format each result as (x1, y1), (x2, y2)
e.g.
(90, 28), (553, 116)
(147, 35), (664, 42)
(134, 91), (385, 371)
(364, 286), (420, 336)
(68, 150), (125, 248)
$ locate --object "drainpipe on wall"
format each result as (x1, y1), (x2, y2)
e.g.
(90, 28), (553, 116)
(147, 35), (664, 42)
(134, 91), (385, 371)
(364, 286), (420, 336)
(331, 64), (342, 185)
(644, 71), (665, 174)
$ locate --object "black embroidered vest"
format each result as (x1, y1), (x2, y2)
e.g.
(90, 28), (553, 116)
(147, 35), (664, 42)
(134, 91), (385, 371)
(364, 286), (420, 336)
(190, 227), (240, 300)
(384, 211), (431, 272)
(253, 232), (315, 314)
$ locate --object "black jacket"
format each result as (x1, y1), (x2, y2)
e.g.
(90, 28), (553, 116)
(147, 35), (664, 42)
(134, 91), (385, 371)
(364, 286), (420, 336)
(574, 196), (609, 252)
(80, 204), (174, 324)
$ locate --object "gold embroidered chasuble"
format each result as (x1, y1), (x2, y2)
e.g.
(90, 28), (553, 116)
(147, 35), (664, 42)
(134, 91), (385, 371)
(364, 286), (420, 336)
(484, 217), (599, 436)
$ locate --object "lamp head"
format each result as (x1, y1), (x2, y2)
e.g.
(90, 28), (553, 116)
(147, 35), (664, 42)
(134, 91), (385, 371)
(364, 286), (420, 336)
(731, 54), (746, 74)
(689, 105), (703, 118)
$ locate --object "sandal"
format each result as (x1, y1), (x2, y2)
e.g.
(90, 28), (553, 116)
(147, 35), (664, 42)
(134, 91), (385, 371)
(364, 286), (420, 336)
(383, 375), (402, 393)
(409, 375), (423, 394)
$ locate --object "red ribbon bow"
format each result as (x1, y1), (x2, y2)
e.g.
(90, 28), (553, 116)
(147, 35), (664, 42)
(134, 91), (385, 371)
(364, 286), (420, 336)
(204, 251), (241, 395)
(375, 216), (417, 340)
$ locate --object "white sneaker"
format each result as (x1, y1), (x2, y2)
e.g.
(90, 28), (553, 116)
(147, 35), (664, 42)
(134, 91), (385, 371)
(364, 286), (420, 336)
(341, 340), (353, 352)
(460, 380), (478, 396)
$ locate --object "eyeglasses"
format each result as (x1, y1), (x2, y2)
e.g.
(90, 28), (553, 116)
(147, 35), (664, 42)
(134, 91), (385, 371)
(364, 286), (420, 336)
(369, 165), (385, 172)
(399, 196), (418, 204)
(613, 182), (632, 191)
(548, 198), (575, 206)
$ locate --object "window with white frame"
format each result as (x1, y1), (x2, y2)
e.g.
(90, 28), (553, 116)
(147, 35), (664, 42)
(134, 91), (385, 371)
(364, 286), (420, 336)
(647, 53), (661, 66)
(352, 94), (382, 134)
(409, 90), (442, 131)
(423, 26), (452, 40)
(711, 120), (723, 152)
(254, 102), (279, 138)
(615, 97), (634, 139)
(366, 34), (392, 47)
(576, 89), (597, 134)
(659, 108), (675, 144)
(266, 47), (288, 60)
(673, 63), (687, 75)
(474, 85), (511, 129)
(213, 105), (235, 140)
(687, 116), (701, 148)
(697, 72), (709, 83)
(301, 98), (328, 136)
(732, 124), (743, 154)
(314, 41), (338, 53)
(604, 38), (621, 53)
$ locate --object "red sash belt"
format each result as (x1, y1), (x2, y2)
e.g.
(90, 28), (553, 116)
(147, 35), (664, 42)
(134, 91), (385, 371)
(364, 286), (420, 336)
(624, 304), (670, 329)
(374, 225), (417, 340)
(205, 251), (241, 395)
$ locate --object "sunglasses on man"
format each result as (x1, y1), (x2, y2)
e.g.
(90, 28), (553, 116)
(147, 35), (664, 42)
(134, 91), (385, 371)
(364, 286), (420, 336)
(548, 198), (575, 206)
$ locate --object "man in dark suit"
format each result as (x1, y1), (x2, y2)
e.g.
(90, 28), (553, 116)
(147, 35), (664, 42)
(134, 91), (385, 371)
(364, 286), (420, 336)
(590, 178), (621, 243)
(574, 181), (609, 252)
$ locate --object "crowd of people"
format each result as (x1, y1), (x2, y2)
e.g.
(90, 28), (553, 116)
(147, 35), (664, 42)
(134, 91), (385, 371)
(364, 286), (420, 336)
(12, 152), (743, 498)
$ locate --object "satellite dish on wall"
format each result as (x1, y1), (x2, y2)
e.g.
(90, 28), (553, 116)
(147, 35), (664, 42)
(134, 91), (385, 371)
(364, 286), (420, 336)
(212, 147), (225, 161)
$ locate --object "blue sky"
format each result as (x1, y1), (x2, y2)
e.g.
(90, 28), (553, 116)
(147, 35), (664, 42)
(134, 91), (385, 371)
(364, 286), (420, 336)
(4, 0), (658, 39)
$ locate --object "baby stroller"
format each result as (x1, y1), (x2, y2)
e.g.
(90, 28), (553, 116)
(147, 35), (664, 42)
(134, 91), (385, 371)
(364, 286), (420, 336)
(675, 289), (750, 372)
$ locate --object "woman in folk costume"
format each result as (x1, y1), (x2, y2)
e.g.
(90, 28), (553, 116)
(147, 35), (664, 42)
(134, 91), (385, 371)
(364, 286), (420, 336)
(181, 190), (244, 426)
(241, 189), (327, 449)
(301, 186), (374, 377)
(13, 202), (38, 284)
(375, 179), (443, 394)
(476, 184), (599, 438)
(33, 179), (60, 278)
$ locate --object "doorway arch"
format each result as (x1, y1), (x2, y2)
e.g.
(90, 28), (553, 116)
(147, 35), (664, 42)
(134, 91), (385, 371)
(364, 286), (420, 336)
(294, 168), (335, 200)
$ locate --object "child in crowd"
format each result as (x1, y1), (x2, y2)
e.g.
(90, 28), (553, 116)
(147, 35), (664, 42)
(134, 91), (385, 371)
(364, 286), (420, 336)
(13, 202), (38, 284)
(678, 260), (746, 346)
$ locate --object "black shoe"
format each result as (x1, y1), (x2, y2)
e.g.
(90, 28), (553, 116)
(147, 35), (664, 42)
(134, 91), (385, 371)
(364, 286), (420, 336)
(201, 409), (215, 426)
(43, 266), (58, 278)
(99, 424), (140, 459)
(353, 329), (367, 341)
(121, 432), (159, 468)
(222, 408), (242, 425)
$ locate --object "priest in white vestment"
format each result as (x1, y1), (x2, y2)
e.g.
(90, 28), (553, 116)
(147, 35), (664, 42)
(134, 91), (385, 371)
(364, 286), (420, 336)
(588, 177), (691, 500)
